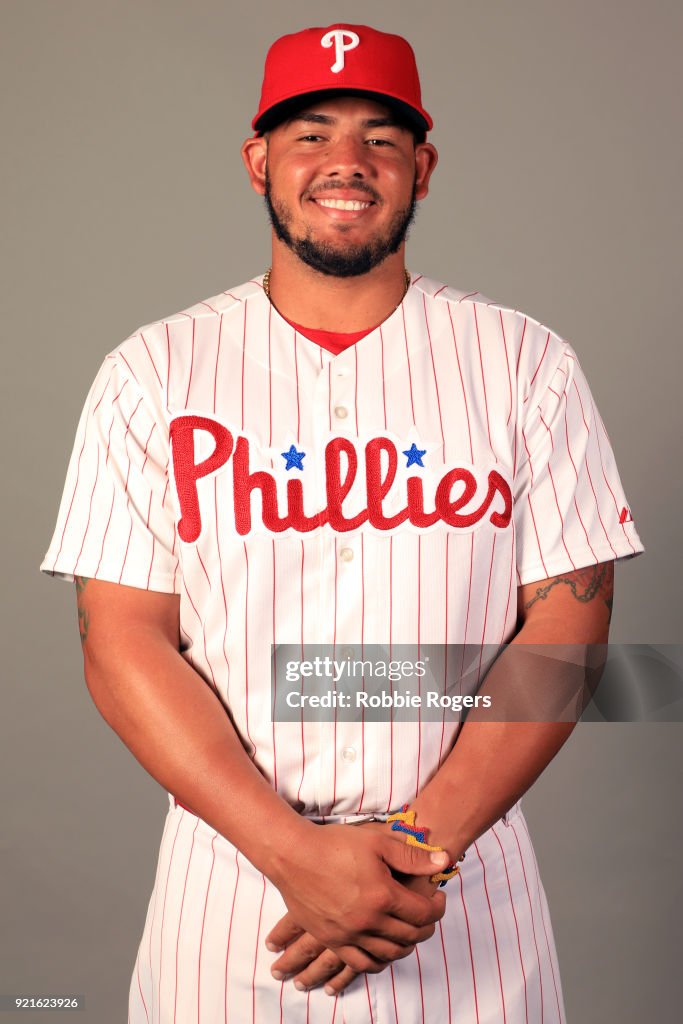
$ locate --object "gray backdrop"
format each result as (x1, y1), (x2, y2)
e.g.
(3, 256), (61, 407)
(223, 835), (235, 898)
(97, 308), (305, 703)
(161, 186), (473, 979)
(2, 1), (681, 1021)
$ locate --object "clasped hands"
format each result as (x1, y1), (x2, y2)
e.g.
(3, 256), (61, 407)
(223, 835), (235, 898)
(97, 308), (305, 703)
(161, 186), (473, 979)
(266, 818), (450, 997)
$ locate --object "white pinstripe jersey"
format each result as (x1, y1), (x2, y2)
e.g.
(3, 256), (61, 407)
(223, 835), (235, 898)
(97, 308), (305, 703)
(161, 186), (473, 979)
(41, 273), (644, 819)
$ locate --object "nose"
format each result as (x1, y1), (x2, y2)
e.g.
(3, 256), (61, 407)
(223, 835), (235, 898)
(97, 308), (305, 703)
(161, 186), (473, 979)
(319, 133), (372, 179)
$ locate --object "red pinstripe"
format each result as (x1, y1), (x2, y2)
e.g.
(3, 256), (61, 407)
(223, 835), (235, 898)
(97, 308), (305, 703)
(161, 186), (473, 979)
(447, 304), (474, 461)
(214, 480), (231, 707)
(268, 305), (273, 446)
(438, 534), (449, 765)
(135, 953), (149, 1023)
(55, 370), (122, 572)
(538, 411), (578, 569)
(213, 315), (223, 415)
(415, 536), (422, 798)
(271, 540), (278, 792)
(197, 835), (217, 1023)
(473, 840), (507, 1022)
(492, 825), (529, 1023)
(478, 534), (497, 673)
(521, 426), (550, 578)
(251, 876), (267, 1024)
(182, 567), (219, 693)
(414, 943), (427, 1023)
(386, 536), (394, 813)
(401, 305), (416, 423)
(473, 306), (494, 453)
(587, 392), (637, 554)
(172, 819), (198, 1024)
(388, 964), (399, 1023)
(500, 534), (516, 647)
(357, 533), (366, 813)
(241, 302), (248, 432)
(165, 323), (171, 408)
(458, 870), (481, 1023)
(297, 542), (306, 804)
(119, 350), (143, 388)
(528, 331), (551, 390)
(184, 320), (196, 409)
(570, 381), (618, 557)
(195, 546), (212, 589)
(363, 974), (376, 1023)
(224, 849), (241, 1024)
(423, 294), (445, 452)
(140, 332), (163, 389)
(70, 446), (100, 576)
(380, 326), (387, 428)
(354, 344), (360, 434)
(158, 813), (183, 1023)
(558, 395), (599, 559)
(436, 918), (452, 1024)
(332, 537), (338, 807)
(518, 817), (563, 1022)
(499, 310), (513, 428)
(509, 823), (545, 1022)
(243, 541), (257, 758)
(293, 328), (301, 442)
(515, 316), (528, 377)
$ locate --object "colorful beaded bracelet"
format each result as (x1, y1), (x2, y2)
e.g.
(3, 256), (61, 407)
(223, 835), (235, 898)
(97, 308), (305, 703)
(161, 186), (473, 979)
(387, 804), (465, 887)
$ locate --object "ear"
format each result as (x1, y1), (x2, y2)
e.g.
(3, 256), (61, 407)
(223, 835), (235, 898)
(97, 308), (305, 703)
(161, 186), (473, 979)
(414, 142), (439, 201)
(241, 135), (268, 196)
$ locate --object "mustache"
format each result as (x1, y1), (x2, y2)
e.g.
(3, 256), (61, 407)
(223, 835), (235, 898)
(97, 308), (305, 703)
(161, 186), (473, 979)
(307, 181), (382, 203)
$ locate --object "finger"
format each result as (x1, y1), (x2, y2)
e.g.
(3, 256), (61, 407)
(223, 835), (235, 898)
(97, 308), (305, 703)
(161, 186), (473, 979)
(382, 837), (451, 879)
(349, 934), (417, 965)
(265, 912), (305, 954)
(334, 944), (392, 975)
(385, 881), (447, 929)
(323, 965), (360, 997)
(271, 934), (326, 980)
(291, 949), (346, 991)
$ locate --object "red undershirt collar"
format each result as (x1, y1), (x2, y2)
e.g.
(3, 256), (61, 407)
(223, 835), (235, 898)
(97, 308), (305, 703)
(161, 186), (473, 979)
(282, 316), (377, 356)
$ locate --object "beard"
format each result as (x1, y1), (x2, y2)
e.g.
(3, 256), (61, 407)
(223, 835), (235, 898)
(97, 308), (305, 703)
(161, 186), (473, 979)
(264, 170), (417, 278)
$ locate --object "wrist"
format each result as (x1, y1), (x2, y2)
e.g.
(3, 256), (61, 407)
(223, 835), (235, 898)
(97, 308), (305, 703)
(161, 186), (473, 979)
(257, 814), (318, 888)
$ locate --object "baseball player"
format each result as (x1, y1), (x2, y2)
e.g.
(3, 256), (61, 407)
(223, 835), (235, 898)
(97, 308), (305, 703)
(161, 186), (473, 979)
(41, 23), (644, 1024)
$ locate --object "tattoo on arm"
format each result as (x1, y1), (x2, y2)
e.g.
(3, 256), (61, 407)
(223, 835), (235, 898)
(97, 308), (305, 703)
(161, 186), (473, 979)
(75, 576), (90, 645)
(524, 563), (614, 622)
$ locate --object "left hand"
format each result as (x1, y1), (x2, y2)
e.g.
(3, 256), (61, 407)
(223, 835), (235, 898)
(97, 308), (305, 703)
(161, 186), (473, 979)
(265, 819), (443, 995)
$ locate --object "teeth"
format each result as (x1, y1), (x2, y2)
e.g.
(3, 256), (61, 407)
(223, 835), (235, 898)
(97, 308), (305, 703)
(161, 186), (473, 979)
(316, 198), (372, 211)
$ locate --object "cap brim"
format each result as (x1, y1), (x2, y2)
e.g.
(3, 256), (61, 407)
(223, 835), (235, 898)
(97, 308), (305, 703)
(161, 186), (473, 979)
(253, 88), (431, 136)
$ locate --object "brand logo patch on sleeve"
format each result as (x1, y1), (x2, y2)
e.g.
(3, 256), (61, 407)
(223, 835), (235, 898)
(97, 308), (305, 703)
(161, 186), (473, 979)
(619, 506), (633, 524)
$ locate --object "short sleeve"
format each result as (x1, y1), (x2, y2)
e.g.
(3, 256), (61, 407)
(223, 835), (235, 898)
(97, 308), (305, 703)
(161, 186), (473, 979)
(513, 342), (644, 585)
(40, 353), (181, 592)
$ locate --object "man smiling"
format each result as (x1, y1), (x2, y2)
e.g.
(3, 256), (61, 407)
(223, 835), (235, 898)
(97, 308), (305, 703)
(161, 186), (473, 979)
(41, 23), (644, 1024)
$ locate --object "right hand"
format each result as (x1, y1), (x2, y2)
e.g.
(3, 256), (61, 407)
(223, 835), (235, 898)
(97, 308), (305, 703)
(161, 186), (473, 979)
(271, 821), (449, 973)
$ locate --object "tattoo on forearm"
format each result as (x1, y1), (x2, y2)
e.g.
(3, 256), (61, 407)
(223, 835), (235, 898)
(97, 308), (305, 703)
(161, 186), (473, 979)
(525, 563), (614, 621)
(75, 576), (90, 645)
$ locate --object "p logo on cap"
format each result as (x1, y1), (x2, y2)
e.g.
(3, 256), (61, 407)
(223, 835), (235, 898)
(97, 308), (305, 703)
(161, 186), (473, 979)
(251, 24), (433, 136)
(321, 29), (360, 73)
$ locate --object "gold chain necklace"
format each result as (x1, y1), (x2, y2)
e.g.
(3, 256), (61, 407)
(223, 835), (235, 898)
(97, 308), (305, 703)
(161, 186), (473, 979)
(262, 267), (412, 304)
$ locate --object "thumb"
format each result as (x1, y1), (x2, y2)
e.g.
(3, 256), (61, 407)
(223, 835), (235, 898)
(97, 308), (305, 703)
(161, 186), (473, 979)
(381, 837), (450, 877)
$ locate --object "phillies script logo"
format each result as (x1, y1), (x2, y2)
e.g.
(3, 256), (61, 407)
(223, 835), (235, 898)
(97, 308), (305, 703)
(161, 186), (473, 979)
(169, 414), (512, 542)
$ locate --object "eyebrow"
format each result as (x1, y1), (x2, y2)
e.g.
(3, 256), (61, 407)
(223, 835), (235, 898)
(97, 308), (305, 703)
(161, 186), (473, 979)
(287, 112), (408, 131)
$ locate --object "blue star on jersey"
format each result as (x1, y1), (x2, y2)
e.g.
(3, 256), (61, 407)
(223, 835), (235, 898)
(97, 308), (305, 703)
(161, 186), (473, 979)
(403, 443), (427, 468)
(281, 444), (306, 471)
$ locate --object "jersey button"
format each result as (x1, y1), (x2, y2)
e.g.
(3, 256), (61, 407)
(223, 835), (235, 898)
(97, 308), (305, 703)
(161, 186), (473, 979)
(339, 547), (354, 562)
(341, 747), (357, 763)
(342, 646), (355, 660)
(334, 405), (349, 419)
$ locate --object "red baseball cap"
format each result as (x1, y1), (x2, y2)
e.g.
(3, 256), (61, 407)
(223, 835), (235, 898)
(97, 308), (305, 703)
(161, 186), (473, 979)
(252, 24), (433, 136)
